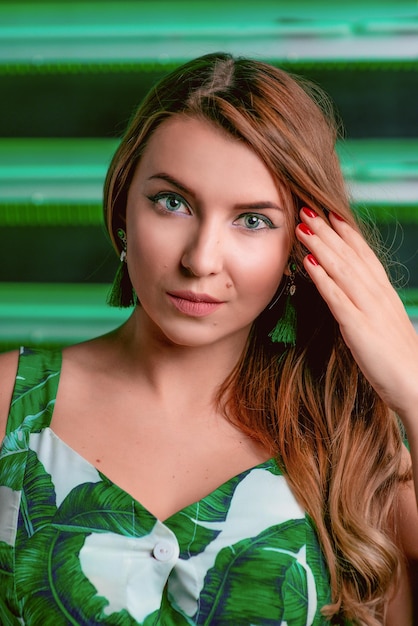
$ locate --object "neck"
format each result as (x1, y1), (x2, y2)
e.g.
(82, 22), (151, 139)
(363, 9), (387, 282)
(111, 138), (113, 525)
(109, 308), (249, 410)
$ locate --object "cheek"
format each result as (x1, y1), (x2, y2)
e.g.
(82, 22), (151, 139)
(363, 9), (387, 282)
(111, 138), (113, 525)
(235, 236), (290, 290)
(234, 253), (288, 310)
(127, 221), (173, 274)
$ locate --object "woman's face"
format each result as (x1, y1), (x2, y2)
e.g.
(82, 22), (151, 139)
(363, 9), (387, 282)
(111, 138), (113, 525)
(125, 115), (292, 349)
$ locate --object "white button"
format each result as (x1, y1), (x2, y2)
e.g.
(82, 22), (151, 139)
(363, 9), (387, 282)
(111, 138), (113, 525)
(152, 540), (175, 562)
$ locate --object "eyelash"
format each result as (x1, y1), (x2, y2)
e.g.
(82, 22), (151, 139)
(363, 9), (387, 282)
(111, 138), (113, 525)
(147, 192), (276, 230)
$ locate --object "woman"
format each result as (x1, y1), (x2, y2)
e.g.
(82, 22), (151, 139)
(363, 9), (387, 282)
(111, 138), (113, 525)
(0, 53), (417, 625)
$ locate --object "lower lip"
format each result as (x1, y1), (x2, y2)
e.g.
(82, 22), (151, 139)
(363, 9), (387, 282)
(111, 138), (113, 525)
(167, 294), (223, 317)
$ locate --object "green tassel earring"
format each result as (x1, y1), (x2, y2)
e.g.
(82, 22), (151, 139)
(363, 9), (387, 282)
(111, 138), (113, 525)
(269, 264), (297, 346)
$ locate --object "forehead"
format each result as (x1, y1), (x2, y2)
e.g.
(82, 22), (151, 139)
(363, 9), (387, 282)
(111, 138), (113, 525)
(132, 114), (285, 202)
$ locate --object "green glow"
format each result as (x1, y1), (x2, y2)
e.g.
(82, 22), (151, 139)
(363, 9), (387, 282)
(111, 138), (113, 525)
(0, 204), (102, 226)
(0, 283), (130, 351)
(0, 1), (417, 73)
(1, 138), (417, 225)
(0, 282), (415, 352)
(0, 59), (417, 77)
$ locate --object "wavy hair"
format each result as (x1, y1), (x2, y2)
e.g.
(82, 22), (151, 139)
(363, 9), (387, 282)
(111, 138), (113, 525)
(103, 53), (409, 623)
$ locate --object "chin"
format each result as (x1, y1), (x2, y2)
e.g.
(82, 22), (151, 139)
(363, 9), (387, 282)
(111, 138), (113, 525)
(157, 322), (250, 351)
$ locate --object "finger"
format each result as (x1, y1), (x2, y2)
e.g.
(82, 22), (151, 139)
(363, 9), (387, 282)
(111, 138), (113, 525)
(296, 220), (365, 311)
(302, 252), (363, 327)
(297, 210), (393, 310)
(328, 212), (390, 283)
(302, 240), (406, 327)
(300, 208), (389, 285)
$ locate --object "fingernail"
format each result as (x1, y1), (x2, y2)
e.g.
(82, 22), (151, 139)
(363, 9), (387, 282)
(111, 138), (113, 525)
(302, 207), (318, 218)
(332, 212), (345, 222)
(307, 254), (319, 266)
(299, 223), (314, 236)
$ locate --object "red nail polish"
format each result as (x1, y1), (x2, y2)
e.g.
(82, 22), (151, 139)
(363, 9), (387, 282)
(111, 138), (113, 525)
(299, 223), (314, 236)
(302, 207), (318, 218)
(307, 254), (319, 266)
(332, 212), (345, 222)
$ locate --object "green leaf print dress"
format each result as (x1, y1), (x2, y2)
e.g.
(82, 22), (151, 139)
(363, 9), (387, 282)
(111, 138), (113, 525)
(0, 347), (332, 625)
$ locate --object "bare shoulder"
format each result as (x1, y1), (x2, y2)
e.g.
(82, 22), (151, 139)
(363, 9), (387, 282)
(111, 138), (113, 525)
(57, 333), (126, 400)
(62, 332), (124, 373)
(0, 349), (20, 441)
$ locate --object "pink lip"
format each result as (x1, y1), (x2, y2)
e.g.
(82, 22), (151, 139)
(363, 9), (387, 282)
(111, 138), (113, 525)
(167, 291), (224, 317)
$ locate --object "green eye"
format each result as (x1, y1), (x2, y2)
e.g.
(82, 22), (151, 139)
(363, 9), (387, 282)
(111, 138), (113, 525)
(164, 195), (183, 211)
(244, 215), (262, 229)
(149, 192), (189, 214)
(236, 213), (274, 230)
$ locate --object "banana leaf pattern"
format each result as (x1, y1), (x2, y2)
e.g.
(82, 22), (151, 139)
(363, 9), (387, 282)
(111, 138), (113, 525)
(0, 347), (332, 625)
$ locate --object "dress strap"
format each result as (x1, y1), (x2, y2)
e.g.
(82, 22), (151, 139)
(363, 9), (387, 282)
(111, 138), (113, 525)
(6, 347), (62, 436)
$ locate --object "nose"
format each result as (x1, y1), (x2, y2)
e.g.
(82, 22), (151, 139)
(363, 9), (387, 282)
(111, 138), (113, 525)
(181, 220), (224, 277)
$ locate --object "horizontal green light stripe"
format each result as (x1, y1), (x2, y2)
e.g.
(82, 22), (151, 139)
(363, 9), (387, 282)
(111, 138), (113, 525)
(1, 203), (418, 227)
(0, 204), (103, 226)
(352, 204), (418, 223)
(2, 283), (416, 313)
(0, 59), (417, 76)
(0, 282), (416, 352)
(0, 1), (417, 71)
(1, 138), (417, 225)
(0, 283), (130, 350)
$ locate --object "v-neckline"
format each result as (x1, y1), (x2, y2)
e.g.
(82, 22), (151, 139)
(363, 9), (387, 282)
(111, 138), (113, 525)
(46, 426), (279, 524)
(26, 348), (281, 524)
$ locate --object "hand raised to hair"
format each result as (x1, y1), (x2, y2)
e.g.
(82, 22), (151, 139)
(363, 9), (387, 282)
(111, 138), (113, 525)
(296, 207), (418, 432)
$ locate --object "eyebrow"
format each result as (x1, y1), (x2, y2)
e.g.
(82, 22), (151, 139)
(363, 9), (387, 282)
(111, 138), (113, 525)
(148, 173), (191, 196)
(147, 172), (283, 212)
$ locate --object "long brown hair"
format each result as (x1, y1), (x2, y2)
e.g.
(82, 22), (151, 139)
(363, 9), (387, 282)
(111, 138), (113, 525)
(103, 53), (408, 624)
